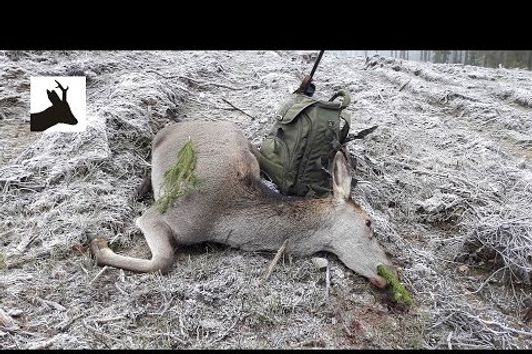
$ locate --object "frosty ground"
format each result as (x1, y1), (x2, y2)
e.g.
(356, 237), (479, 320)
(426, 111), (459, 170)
(0, 51), (531, 349)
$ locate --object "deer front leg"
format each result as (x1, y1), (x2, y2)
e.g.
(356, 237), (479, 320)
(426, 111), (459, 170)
(90, 214), (175, 274)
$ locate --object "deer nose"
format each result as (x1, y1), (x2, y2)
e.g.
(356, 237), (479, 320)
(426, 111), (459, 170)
(369, 275), (387, 288)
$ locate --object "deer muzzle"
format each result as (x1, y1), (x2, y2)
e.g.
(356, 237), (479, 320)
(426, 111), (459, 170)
(369, 274), (387, 288)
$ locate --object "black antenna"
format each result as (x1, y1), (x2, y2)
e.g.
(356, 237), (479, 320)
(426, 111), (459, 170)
(295, 50), (325, 97)
(308, 50), (325, 81)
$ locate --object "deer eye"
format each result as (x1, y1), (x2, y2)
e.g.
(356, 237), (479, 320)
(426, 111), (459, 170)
(365, 220), (372, 228)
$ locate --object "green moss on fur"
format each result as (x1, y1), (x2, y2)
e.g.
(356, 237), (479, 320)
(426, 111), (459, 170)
(155, 139), (202, 213)
(377, 264), (414, 306)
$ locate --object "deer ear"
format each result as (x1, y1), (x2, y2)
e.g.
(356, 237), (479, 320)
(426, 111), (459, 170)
(332, 151), (353, 201)
(46, 90), (61, 106)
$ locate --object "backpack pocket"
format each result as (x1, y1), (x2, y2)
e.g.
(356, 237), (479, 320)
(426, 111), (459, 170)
(258, 136), (290, 191)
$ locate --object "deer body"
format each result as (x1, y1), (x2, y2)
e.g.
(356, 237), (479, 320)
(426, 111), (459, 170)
(90, 121), (392, 287)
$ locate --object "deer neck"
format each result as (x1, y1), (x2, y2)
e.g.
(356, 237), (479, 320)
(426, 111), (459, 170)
(212, 183), (337, 255)
(30, 108), (58, 131)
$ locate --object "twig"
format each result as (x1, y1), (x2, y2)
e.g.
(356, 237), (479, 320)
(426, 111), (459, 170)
(399, 78), (412, 92)
(56, 312), (85, 332)
(145, 70), (183, 80)
(447, 331), (453, 350)
(137, 331), (188, 345)
(15, 233), (39, 253)
(325, 263), (331, 301)
(261, 239), (289, 282)
(198, 82), (245, 91)
(221, 98), (257, 120)
(207, 316), (240, 346)
(0, 308), (17, 328)
(36, 297), (66, 312)
(92, 315), (127, 324)
(90, 266), (109, 285)
(26, 334), (59, 350)
(465, 267), (505, 295)
(146, 70), (244, 90)
(178, 314), (187, 337)
(115, 283), (128, 296)
(84, 323), (113, 349)
(477, 318), (532, 337)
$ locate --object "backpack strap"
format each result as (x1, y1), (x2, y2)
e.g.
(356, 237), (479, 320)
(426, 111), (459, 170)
(328, 89), (351, 143)
(328, 89), (351, 109)
(339, 113), (351, 143)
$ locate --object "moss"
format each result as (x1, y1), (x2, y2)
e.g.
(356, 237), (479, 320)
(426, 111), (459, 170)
(154, 139), (202, 213)
(377, 264), (414, 306)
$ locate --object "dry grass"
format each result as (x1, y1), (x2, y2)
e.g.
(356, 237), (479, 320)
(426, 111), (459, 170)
(0, 50), (531, 349)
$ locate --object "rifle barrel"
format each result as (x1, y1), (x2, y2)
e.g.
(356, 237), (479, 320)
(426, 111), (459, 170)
(309, 50), (325, 80)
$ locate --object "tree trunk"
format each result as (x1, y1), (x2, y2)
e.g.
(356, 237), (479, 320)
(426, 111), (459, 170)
(464, 50), (469, 65)
(527, 51), (532, 69)
(503, 51), (508, 68)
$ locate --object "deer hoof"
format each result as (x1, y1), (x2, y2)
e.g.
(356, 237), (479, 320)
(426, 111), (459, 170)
(90, 238), (109, 253)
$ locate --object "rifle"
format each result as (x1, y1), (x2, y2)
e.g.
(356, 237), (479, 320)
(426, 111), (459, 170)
(294, 50), (324, 97)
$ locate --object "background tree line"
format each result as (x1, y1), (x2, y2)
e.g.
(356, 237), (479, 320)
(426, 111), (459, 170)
(350, 51), (532, 69)
(417, 50), (532, 69)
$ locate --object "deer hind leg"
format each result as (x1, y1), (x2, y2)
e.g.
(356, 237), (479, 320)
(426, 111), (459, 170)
(90, 214), (175, 274)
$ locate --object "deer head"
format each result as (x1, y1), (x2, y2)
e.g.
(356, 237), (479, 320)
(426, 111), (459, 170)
(310, 151), (393, 288)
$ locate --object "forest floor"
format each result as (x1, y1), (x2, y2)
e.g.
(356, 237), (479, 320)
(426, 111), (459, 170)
(0, 51), (531, 349)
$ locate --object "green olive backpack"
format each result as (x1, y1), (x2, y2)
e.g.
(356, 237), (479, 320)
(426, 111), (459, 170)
(258, 89), (351, 198)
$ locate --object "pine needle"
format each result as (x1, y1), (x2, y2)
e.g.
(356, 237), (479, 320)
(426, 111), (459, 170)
(154, 139), (202, 213)
(377, 264), (414, 306)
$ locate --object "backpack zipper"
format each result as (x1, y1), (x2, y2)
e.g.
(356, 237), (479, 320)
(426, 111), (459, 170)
(293, 114), (313, 194)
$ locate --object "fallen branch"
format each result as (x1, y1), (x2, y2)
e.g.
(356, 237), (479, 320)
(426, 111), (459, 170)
(26, 335), (59, 350)
(146, 70), (245, 90)
(261, 239), (288, 282)
(145, 70), (183, 80)
(399, 78), (412, 92)
(198, 82), (245, 91)
(447, 331), (453, 350)
(221, 98), (257, 120)
(325, 263), (331, 301)
(207, 316), (240, 346)
(36, 297), (66, 312)
(15, 233), (40, 254)
(56, 312), (85, 332)
(92, 315), (127, 324)
(0, 308), (17, 329)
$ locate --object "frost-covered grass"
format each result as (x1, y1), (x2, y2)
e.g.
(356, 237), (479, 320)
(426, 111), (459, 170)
(0, 50), (531, 349)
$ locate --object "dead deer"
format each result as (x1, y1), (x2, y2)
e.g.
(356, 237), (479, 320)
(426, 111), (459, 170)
(30, 80), (78, 131)
(89, 121), (393, 288)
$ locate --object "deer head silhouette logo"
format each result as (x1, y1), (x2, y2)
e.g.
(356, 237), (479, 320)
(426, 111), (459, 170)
(30, 80), (78, 132)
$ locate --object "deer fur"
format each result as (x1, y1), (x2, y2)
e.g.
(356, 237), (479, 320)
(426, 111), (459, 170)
(90, 121), (393, 288)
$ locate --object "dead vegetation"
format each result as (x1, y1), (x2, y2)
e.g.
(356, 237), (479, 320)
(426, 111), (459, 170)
(0, 50), (531, 349)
